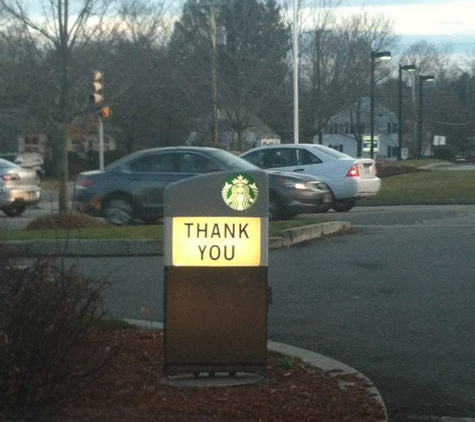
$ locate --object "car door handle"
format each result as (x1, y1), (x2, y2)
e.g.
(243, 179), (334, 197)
(293, 168), (305, 172)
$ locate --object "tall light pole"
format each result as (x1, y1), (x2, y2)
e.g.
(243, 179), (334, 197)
(211, 0), (218, 147)
(370, 51), (391, 159)
(293, 0), (299, 144)
(398, 64), (416, 161)
(418, 74), (435, 158)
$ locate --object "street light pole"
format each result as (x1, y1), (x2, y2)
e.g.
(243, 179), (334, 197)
(418, 74), (435, 158)
(370, 51), (391, 159)
(398, 64), (416, 161)
(293, 0), (299, 144)
(211, 0), (218, 147)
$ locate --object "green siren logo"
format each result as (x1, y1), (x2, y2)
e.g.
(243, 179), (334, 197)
(222, 174), (259, 211)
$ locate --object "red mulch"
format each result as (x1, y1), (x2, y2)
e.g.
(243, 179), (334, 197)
(61, 330), (386, 422)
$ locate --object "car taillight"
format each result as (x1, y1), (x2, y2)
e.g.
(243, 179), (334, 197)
(1, 173), (20, 181)
(346, 165), (359, 178)
(76, 179), (93, 188)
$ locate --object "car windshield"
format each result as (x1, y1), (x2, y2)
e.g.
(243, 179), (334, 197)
(209, 149), (259, 171)
(104, 148), (260, 173)
(310, 145), (352, 160)
(105, 150), (145, 171)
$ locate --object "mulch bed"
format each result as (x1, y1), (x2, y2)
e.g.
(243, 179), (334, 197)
(60, 329), (386, 422)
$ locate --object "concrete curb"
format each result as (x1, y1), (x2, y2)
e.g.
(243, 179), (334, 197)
(123, 319), (388, 422)
(269, 221), (352, 249)
(8, 221), (351, 256)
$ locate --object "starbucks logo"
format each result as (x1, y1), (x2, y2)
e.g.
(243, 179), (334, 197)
(221, 174), (259, 211)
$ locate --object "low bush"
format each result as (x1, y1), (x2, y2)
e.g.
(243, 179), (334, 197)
(26, 212), (110, 230)
(376, 161), (426, 178)
(0, 248), (119, 421)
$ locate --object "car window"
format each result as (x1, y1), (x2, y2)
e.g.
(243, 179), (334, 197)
(297, 149), (322, 165)
(245, 149), (299, 168)
(177, 153), (221, 173)
(310, 145), (350, 159)
(212, 149), (258, 170)
(127, 153), (177, 173)
(243, 151), (268, 168)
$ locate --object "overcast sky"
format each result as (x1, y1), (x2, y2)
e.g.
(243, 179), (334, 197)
(331, 0), (475, 54)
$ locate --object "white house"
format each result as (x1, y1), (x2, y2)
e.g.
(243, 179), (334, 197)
(319, 97), (399, 159)
(0, 107), (49, 159)
(187, 109), (280, 150)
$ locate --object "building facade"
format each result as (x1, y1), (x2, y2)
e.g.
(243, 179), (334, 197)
(319, 97), (399, 159)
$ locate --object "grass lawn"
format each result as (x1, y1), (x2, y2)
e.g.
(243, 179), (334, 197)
(3, 161), (474, 241)
(364, 169), (475, 205)
(0, 218), (327, 241)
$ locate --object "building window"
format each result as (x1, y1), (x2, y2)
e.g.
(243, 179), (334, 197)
(24, 136), (40, 153)
(25, 136), (39, 146)
(352, 123), (365, 133)
(329, 144), (343, 152)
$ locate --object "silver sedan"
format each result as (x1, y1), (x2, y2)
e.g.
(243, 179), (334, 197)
(241, 144), (381, 212)
(0, 158), (41, 216)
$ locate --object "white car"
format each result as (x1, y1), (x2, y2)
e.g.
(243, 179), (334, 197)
(0, 158), (41, 216)
(240, 144), (380, 212)
(0, 152), (44, 177)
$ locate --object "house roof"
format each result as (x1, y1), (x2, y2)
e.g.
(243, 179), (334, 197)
(0, 107), (46, 138)
(218, 109), (280, 140)
(329, 97), (397, 123)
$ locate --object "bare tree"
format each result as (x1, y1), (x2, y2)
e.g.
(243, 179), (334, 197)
(0, 0), (118, 211)
(398, 41), (459, 156)
(169, 0), (291, 151)
(0, 0), (169, 211)
(298, 3), (396, 148)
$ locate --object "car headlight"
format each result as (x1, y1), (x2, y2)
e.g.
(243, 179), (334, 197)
(279, 179), (311, 190)
(294, 182), (309, 190)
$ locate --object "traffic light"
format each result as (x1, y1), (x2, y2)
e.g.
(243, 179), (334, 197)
(100, 106), (111, 119)
(90, 70), (103, 104)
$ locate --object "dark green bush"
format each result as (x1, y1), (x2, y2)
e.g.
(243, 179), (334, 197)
(0, 251), (118, 421)
(26, 212), (110, 230)
(376, 161), (425, 178)
(433, 145), (457, 162)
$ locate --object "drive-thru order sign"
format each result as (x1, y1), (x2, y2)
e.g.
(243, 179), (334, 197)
(163, 170), (269, 377)
(172, 217), (261, 266)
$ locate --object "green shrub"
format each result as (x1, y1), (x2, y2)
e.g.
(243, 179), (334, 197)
(0, 249), (119, 421)
(433, 145), (457, 162)
(376, 161), (425, 178)
(26, 212), (110, 230)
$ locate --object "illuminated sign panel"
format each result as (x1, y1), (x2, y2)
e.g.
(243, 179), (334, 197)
(172, 216), (261, 267)
(362, 135), (379, 152)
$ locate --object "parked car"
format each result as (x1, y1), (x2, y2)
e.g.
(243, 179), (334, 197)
(0, 158), (41, 216)
(0, 152), (44, 178)
(240, 144), (381, 212)
(74, 146), (332, 225)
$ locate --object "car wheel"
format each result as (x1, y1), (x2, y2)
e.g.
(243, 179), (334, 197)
(314, 204), (332, 213)
(104, 197), (135, 225)
(331, 199), (356, 212)
(2, 204), (27, 217)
